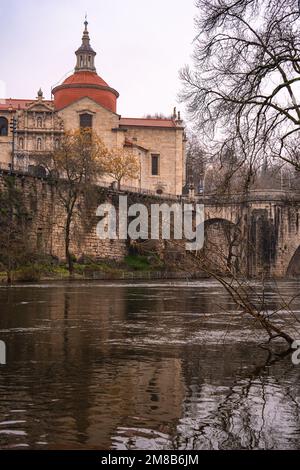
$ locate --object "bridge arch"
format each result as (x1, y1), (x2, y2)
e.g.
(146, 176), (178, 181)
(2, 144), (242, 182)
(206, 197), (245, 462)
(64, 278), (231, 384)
(287, 246), (300, 277)
(204, 217), (236, 229)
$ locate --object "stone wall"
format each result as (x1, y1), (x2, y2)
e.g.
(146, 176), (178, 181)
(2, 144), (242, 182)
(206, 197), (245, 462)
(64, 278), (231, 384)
(59, 99), (186, 195)
(0, 171), (188, 266)
(0, 172), (127, 263)
(58, 97), (120, 148)
(123, 126), (186, 195)
(0, 138), (11, 166)
(1, 171), (300, 278)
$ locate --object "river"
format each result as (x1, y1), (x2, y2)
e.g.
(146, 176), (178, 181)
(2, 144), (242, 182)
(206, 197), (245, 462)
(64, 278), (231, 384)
(0, 279), (300, 450)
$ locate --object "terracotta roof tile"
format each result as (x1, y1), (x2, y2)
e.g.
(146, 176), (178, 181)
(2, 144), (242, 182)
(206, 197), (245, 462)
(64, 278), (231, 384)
(62, 71), (109, 87)
(0, 98), (53, 111)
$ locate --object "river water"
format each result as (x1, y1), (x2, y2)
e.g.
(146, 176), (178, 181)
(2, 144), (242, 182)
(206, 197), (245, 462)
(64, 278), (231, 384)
(0, 279), (300, 450)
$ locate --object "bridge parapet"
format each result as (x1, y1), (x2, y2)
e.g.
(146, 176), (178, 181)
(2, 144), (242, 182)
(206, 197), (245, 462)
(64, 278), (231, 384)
(197, 189), (300, 205)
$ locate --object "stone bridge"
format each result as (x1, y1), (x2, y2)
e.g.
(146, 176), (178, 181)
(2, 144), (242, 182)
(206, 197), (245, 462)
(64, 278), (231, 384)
(1, 168), (300, 278)
(199, 190), (300, 278)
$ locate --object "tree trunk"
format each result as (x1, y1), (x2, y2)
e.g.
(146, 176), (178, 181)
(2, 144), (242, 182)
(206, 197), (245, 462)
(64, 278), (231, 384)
(65, 214), (74, 276)
(6, 256), (12, 285)
(6, 270), (12, 285)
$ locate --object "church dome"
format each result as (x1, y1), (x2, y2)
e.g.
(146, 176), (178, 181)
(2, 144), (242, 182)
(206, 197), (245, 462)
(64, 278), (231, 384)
(63, 71), (109, 87)
(52, 21), (119, 113)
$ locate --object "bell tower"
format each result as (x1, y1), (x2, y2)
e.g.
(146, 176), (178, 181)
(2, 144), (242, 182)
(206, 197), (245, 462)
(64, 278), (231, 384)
(75, 18), (97, 72)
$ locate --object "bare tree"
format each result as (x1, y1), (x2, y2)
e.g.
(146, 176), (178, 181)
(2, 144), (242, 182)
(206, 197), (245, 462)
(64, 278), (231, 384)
(165, 221), (299, 348)
(144, 113), (172, 119)
(181, 0), (300, 174)
(179, 1), (300, 349)
(181, 245), (299, 347)
(186, 133), (206, 193)
(42, 129), (108, 275)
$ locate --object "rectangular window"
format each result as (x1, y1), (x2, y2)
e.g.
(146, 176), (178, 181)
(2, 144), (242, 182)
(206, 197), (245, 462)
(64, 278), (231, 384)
(80, 113), (93, 129)
(151, 154), (160, 176)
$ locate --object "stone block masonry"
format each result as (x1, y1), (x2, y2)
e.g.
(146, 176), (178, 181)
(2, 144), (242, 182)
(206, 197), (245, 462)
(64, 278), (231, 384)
(1, 171), (300, 278)
(0, 171), (127, 263)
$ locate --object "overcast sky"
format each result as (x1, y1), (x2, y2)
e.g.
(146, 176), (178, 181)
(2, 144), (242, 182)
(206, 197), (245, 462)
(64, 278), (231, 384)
(0, 0), (197, 117)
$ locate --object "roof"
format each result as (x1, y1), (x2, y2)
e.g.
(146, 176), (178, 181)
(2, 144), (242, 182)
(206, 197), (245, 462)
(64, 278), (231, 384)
(0, 98), (53, 111)
(1, 100), (183, 131)
(119, 117), (180, 129)
(124, 137), (148, 152)
(62, 71), (109, 88)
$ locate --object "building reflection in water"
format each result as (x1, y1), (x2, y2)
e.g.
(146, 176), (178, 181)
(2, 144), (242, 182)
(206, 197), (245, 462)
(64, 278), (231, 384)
(0, 281), (299, 449)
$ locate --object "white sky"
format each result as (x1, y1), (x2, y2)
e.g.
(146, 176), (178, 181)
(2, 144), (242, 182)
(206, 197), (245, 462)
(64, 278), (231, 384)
(0, 0), (197, 117)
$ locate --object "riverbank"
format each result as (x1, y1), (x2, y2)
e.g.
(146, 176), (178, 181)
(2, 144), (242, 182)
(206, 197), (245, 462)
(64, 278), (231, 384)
(0, 270), (207, 283)
(0, 255), (208, 283)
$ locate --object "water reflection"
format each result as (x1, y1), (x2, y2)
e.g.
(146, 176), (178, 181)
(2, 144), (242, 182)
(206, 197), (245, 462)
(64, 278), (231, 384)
(0, 280), (299, 449)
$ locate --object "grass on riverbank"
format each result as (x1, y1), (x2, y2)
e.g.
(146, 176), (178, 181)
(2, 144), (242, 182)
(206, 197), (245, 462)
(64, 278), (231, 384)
(0, 254), (166, 283)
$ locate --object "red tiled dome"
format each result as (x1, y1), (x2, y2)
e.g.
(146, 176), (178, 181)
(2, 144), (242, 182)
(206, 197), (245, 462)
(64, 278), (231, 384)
(52, 21), (119, 113)
(62, 71), (109, 87)
(52, 71), (119, 113)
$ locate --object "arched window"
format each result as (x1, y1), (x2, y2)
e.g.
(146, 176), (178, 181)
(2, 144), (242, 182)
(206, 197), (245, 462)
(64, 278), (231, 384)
(54, 138), (60, 149)
(0, 117), (8, 136)
(37, 117), (43, 128)
(19, 137), (24, 149)
(80, 55), (83, 66)
(37, 138), (42, 151)
(80, 113), (93, 129)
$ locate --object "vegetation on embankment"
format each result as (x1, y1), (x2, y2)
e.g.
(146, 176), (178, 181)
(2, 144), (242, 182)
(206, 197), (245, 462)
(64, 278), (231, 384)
(0, 254), (174, 283)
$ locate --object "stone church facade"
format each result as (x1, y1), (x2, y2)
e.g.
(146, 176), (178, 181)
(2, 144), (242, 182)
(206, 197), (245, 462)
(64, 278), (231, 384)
(0, 21), (186, 195)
